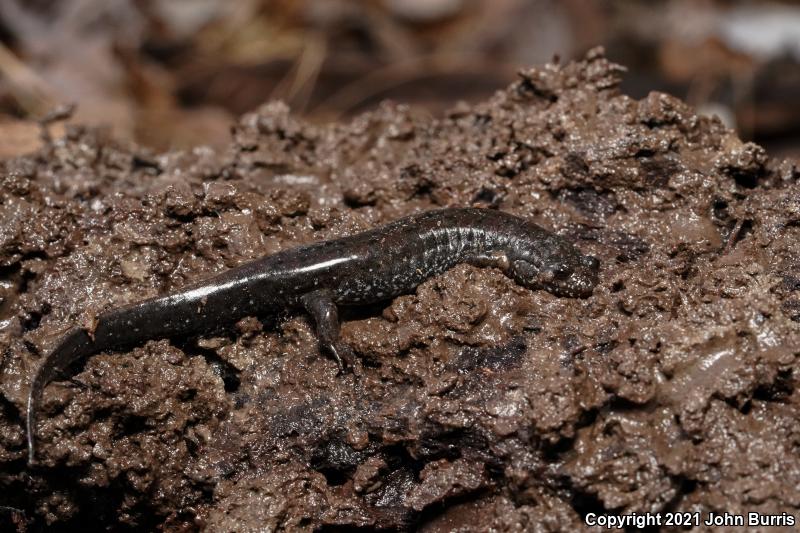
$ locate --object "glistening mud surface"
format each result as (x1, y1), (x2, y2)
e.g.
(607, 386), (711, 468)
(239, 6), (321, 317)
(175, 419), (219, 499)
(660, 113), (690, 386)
(1, 48), (799, 531)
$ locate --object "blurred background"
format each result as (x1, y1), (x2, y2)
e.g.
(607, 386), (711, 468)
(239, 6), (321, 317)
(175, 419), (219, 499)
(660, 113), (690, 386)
(0, 0), (798, 158)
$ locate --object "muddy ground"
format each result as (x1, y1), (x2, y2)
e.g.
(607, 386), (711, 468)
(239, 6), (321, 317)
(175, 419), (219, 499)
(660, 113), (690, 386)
(0, 48), (799, 531)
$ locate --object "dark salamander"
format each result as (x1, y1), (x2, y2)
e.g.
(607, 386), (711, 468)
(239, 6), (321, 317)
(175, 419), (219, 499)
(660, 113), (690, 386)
(27, 207), (599, 463)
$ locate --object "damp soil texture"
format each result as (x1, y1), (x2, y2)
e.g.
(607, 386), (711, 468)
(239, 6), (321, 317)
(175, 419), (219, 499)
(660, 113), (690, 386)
(1, 48), (799, 532)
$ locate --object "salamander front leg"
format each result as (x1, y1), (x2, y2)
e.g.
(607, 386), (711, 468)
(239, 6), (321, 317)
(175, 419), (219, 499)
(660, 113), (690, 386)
(466, 251), (511, 272)
(300, 290), (354, 371)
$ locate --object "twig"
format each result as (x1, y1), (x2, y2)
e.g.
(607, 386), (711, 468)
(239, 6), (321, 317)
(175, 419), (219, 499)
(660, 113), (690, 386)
(723, 219), (744, 254)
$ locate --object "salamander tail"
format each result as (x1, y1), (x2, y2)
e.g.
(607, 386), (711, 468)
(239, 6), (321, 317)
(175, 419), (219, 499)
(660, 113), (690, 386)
(27, 328), (94, 465)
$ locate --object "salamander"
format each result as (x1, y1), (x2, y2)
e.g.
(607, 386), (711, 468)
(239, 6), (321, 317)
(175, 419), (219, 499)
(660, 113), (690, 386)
(26, 207), (599, 464)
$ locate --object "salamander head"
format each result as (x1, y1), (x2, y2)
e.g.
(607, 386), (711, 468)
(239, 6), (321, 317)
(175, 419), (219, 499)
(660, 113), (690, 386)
(508, 241), (600, 298)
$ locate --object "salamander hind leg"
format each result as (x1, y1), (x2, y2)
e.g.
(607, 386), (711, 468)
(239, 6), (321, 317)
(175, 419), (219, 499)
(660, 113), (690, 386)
(300, 290), (355, 372)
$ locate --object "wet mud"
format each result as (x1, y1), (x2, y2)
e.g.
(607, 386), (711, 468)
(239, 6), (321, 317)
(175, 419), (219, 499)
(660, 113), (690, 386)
(1, 48), (798, 531)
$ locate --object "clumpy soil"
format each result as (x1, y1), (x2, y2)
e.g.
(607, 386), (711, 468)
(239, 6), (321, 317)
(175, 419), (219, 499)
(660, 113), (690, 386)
(1, 47), (799, 531)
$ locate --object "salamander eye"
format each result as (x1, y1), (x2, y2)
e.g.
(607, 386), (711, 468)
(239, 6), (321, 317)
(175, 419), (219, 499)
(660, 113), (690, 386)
(549, 263), (570, 280)
(582, 255), (600, 271)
